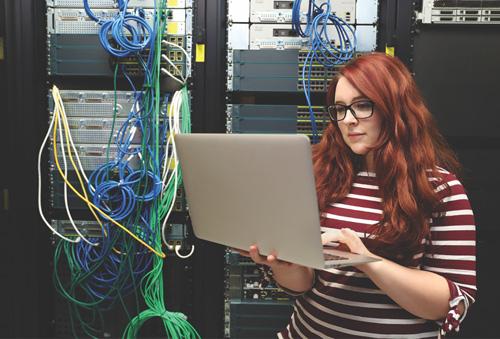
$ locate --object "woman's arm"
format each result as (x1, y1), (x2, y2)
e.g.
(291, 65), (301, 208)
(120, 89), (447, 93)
(322, 229), (461, 320)
(360, 253), (462, 320)
(239, 245), (315, 293)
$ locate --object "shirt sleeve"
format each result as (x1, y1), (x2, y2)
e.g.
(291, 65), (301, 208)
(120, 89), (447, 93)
(422, 171), (477, 335)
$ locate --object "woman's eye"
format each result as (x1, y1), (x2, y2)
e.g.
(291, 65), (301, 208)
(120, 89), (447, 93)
(354, 101), (372, 110)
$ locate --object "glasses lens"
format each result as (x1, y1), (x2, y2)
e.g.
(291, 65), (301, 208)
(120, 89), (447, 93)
(331, 105), (346, 121)
(352, 101), (373, 118)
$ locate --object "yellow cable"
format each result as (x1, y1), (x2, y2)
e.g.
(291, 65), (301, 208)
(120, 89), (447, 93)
(53, 88), (107, 237)
(51, 86), (165, 259)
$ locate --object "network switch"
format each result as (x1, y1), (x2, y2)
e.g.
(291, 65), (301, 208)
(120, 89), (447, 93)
(48, 34), (188, 76)
(228, 50), (299, 91)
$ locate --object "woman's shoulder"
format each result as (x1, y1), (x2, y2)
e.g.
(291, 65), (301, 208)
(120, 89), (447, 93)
(429, 166), (459, 183)
(429, 166), (467, 198)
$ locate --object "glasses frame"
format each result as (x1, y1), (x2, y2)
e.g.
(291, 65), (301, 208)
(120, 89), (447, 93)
(326, 100), (375, 122)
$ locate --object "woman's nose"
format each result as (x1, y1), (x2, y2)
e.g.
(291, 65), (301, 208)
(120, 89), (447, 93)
(342, 109), (358, 125)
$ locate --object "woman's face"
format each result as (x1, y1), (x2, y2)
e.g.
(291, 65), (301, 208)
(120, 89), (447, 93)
(334, 77), (383, 157)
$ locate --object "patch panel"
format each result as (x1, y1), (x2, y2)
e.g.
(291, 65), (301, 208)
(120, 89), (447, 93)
(52, 219), (104, 238)
(47, 0), (192, 9)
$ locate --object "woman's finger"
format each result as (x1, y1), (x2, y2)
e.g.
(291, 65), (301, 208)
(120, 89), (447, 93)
(234, 248), (250, 257)
(249, 245), (267, 264)
(321, 229), (343, 245)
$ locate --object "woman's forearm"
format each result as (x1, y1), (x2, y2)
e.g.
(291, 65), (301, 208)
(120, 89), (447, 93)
(271, 265), (315, 293)
(359, 258), (460, 320)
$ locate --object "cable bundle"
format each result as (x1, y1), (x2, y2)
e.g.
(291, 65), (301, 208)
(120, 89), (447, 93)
(38, 0), (200, 337)
(84, 0), (153, 57)
(292, 0), (356, 143)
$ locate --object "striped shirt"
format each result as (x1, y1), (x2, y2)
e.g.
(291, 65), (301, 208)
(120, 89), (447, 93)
(278, 170), (476, 338)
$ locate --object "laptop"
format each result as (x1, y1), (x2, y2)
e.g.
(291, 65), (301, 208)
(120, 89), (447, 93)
(174, 133), (379, 270)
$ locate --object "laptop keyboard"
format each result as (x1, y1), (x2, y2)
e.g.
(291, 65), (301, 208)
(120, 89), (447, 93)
(324, 252), (348, 261)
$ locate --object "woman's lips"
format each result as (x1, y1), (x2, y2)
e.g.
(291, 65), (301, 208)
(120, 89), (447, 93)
(348, 133), (365, 140)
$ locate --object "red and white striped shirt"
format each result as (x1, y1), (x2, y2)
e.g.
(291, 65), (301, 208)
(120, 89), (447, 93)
(279, 170), (476, 338)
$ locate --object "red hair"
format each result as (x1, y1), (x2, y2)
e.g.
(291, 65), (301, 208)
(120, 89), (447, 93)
(313, 53), (460, 263)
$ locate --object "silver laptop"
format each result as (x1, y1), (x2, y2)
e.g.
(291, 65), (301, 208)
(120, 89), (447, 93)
(174, 133), (378, 270)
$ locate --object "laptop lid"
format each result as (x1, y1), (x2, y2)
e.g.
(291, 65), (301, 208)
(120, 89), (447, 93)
(175, 133), (328, 269)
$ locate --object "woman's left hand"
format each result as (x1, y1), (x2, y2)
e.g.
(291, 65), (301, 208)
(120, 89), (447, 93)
(321, 228), (374, 257)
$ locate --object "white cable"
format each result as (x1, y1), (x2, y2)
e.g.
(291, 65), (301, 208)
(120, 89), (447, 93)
(174, 244), (195, 259)
(161, 54), (184, 81)
(160, 39), (191, 85)
(161, 90), (182, 246)
(161, 67), (184, 86)
(162, 39), (192, 78)
(37, 88), (79, 243)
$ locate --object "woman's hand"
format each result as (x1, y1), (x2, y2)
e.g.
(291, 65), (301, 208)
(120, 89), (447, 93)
(236, 245), (315, 293)
(236, 245), (298, 270)
(321, 228), (375, 257)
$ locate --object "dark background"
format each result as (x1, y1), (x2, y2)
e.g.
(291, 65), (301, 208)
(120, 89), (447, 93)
(0, 0), (497, 337)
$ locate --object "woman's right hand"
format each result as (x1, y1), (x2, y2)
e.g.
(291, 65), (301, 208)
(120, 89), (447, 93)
(235, 244), (315, 293)
(236, 245), (300, 270)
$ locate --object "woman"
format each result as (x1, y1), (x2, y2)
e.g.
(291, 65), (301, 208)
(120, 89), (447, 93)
(243, 53), (476, 338)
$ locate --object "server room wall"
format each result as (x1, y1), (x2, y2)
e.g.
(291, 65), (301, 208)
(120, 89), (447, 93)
(0, 0), (53, 336)
(0, 0), (498, 337)
(412, 25), (500, 338)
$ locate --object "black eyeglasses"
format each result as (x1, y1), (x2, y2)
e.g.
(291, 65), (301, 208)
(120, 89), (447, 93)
(326, 100), (375, 122)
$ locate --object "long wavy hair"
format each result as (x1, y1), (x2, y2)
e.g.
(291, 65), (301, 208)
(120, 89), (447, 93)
(313, 53), (460, 263)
